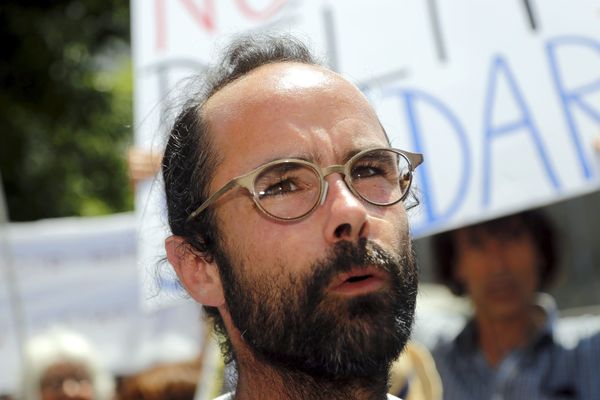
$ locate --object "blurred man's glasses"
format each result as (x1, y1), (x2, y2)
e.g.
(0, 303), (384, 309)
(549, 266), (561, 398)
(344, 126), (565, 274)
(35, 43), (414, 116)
(187, 147), (423, 222)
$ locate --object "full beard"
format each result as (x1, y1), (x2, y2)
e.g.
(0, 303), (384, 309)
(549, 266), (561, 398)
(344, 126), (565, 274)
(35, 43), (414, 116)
(214, 237), (418, 384)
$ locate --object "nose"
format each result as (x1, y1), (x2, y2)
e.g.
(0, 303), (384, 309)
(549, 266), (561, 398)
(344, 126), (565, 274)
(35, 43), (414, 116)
(484, 238), (509, 272)
(322, 175), (369, 244)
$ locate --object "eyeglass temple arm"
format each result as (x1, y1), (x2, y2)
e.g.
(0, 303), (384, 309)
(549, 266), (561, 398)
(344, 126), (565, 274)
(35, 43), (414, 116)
(405, 151), (424, 169)
(187, 179), (239, 222)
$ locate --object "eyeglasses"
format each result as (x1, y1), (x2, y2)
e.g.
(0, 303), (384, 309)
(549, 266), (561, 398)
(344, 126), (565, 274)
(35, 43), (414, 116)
(187, 147), (423, 222)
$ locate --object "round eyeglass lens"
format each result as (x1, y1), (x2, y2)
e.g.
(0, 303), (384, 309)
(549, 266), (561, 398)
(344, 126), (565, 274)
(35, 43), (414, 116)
(349, 149), (412, 205)
(254, 161), (321, 219)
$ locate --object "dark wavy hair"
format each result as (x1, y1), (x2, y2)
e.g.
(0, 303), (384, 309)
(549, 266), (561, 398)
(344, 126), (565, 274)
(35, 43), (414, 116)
(161, 34), (318, 363)
(432, 209), (559, 296)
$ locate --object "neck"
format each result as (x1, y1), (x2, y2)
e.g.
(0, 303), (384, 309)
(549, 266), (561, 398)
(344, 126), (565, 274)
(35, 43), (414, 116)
(233, 350), (390, 400)
(475, 305), (542, 367)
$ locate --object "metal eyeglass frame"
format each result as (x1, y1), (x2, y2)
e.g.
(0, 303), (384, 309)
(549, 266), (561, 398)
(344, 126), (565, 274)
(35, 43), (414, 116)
(186, 147), (423, 222)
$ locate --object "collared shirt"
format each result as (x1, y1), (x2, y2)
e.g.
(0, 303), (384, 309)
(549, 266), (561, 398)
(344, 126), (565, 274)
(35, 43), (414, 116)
(573, 330), (600, 400)
(432, 297), (578, 400)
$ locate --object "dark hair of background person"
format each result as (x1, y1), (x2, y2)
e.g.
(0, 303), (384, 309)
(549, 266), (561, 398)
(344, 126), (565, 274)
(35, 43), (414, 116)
(432, 209), (559, 296)
(118, 359), (201, 400)
(161, 34), (318, 363)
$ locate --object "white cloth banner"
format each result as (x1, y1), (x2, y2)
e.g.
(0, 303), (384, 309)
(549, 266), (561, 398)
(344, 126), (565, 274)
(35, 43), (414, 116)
(132, 0), (600, 307)
(0, 214), (202, 394)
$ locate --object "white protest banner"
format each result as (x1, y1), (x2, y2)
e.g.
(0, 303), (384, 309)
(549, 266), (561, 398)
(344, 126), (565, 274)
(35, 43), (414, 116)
(0, 214), (202, 394)
(132, 0), (600, 308)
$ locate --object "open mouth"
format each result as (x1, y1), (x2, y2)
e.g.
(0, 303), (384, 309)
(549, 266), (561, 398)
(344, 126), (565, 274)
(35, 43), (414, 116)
(330, 268), (387, 296)
(345, 274), (372, 283)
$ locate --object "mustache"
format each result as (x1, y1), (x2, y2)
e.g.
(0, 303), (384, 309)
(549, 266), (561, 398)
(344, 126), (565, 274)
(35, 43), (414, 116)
(305, 238), (407, 297)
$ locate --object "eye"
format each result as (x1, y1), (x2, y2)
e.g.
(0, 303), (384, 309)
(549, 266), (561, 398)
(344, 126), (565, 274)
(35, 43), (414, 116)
(351, 163), (388, 180)
(255, 162), (319, 200)
(258, 178), (301, 198)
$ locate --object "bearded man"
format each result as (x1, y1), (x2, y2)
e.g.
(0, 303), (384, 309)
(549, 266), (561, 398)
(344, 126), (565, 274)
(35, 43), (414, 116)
(163, 35), (423, 400)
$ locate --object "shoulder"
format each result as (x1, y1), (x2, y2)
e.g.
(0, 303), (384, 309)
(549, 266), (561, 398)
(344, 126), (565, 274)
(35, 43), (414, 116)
(432, 317), (475, 356)
(431, 329), (461, 366)
(573, 330), (600, 367)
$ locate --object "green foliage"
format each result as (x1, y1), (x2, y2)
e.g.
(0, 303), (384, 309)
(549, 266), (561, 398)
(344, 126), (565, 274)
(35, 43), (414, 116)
(0, 1), (133, 221)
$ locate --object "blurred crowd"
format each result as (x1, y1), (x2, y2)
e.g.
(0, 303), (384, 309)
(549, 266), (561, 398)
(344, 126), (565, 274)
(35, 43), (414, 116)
(12, 327), (442, 400)
(13, 327), (207, 400)
(6, 209), (599, 400)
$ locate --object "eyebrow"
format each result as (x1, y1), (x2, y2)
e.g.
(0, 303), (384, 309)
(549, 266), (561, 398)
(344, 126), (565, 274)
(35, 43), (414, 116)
(253, 143), (385, 169)
(343, 148), (364, 163)
(341, 144), (390, 163)
(256, 152), (318, 168)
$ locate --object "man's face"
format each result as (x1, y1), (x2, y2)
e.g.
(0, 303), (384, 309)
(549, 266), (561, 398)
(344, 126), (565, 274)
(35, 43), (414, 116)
(203, 63), (417, 378)
(40, 362), (94, 400)
(454, 219), (540, 321)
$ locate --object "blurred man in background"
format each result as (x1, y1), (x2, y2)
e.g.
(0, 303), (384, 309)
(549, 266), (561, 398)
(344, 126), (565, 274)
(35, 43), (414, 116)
(162, 35), (423, 400)
(431, 210), (576, 399)
(19, 327), (115, 400)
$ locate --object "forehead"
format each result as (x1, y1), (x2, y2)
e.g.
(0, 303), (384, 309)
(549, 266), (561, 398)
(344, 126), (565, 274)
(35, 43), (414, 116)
(203, 62), (387, 174)
(454, 216), (532, 246)
(42, 361), (89, 379)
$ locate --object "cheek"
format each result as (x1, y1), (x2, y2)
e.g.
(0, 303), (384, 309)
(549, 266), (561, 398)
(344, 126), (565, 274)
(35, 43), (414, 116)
(217, 204), (307, 272)
(504, 261), (539, 303)
(370, 204), (409, 244)
(507, 246), (540, 288)
(217, 196), (266, 241)
(454, 254), (486, 287)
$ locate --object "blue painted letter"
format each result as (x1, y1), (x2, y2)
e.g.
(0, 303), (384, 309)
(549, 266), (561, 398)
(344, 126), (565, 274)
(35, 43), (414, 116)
(547, 35), (600, 180)
(384, 88), (471, 231)
(482, 55), (560, 207)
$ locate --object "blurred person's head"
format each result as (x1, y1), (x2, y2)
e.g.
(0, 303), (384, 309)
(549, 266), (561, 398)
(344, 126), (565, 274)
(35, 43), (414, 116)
(19, 328), (114, 400)
(433, 210), (558, 320)
(118, 359), (200, 400)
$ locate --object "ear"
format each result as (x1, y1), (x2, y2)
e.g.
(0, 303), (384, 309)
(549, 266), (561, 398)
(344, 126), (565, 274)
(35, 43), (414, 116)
(165, 235), (225, 307)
